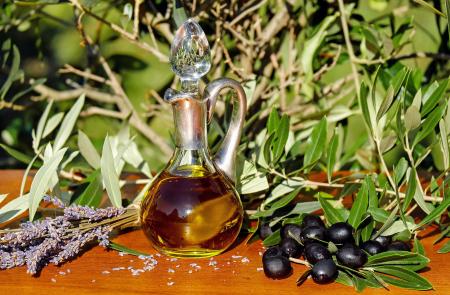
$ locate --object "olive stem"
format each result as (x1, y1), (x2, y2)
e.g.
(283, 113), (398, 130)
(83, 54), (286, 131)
(289, 257), (312, 267)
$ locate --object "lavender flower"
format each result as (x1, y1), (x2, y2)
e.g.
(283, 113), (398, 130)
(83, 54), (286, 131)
(26, 238), (62, 275)
(0, 199), (136, 275)
(50, 226), (112, 265)
(64, 205), (126, 222)
(42, 195), (66, 208)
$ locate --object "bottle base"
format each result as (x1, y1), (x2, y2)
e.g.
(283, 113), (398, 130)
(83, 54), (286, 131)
(153, 245), (226, 258)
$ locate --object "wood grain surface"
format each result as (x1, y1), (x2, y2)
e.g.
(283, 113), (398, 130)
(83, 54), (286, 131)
(0, 170), (449, 295)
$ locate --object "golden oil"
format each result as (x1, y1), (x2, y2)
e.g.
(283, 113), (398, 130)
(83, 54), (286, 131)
(140, 166), (243, 258)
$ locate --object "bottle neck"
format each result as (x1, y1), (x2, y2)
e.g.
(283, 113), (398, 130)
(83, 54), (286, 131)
(172, 96), (208, 150)
(167, 96), (216, 176)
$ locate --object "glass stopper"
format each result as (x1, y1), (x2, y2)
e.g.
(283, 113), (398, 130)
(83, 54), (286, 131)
(170, 18), (211, 91)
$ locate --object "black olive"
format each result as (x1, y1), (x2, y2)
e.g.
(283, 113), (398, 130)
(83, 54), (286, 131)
(361, 240), (385, 255)
(259, 223), (273, 240)
(263, 246), (286, 260)
(301, 226), (327, 244)
(373, 235), (392, 248)
(336, 244), (368, 269)
(304, 243), (332, 264)
(281, 223), (302, 240)
(327, 222), (354, 244)
(387, 241), (411, 252)
(280, 237), (303, 258)
(302, 214), (325, 229)
(262, 256), (292, 279)
(311, 259), (338, 284)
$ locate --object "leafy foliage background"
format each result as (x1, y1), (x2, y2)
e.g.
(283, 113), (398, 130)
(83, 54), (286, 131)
(0, 0), (450, 255)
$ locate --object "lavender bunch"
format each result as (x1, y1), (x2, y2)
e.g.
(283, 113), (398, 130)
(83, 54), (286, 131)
(0, 196), (138, 275)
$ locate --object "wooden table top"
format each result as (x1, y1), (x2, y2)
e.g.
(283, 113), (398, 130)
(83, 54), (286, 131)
(1, 169), (449, 295)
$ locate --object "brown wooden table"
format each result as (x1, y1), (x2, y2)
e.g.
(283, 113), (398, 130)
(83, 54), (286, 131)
(1, 170), (449, 294)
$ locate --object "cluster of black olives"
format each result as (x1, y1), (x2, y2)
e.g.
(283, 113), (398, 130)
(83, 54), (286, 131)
(261, 214), (411, 284)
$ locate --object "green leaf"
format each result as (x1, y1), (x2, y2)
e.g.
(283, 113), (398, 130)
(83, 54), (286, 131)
(374, 206), (399, 237)
(0, 144), (41, 167)
(327, 130), (339, 182)
(75, 170), (103, 207)
(33, 100), (53, 151)
(413, 237), (426, 256)
(376, 85), (394, 121)
(78, 130), (101, 169)
(335, 271), (353, 287)
(267, 108), (280, 135)
(238, 173), (269, 194)
(28, 148), (67, 221)
(359, 82), (373, 135)
(413, 104), (447, 147)
(413, 0), (446, 17)
(446, 0), (450, 44)
(53, 94), (85, 151)
(368, 207), (389, 222)
(0, 194), (29, 224)
(20, 152), (41, 197)
(351, 274), (368, 292)
(393, 158), (408, 185)
(172, 0), (188, 27)
(101, 136), (122, 208)
(402, 170), (417, 211)
(415, 192), (450, 228)
(374, 266), (432, 290)
(303, 117), (327, 172)
(272, 115), (290, 162)
(361, 177), (377, 242)
(381, 220), (415, 236)
(42, 112), (64, 138)
(0, 44), (20, 100)
(348, 177), (369, 228)
(367, 251), (429, 265)
(263, 229), (281, 246)
(108, 242), (151, 256)
(438, 240), (450, 254)
(318, 195), (346, 225)
(421, 79), (448, 117)
(439, 119), (449, 170)
(252, 188), (300, 218)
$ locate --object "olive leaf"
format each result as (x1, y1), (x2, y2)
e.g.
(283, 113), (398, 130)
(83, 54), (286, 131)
(318, 194), (346, 225)
(0, 193), (29, 223)
(327, 130), (339, 183)
(75, 170), (103, 207)
(347, 177), (369, 228)
(303, 117), (327, 172)
(53, 94), (85, 151)
(78, 130), (101, 169)
(372, 266), (432, 290)
(438, 240), (450, 254)
(28, 147), (67, 221)
(101, 136), (122, 208)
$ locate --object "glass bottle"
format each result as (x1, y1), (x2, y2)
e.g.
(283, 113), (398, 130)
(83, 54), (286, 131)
(140, 19), (247, 258)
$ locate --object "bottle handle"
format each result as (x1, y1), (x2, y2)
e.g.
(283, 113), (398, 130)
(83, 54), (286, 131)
(203, 78), (247, 183)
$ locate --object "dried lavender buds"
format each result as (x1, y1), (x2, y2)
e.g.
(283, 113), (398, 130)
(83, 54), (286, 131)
(0, 196), (137, 275)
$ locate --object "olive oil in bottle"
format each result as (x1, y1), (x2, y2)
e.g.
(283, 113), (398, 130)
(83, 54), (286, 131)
(140, 167), (243, 257)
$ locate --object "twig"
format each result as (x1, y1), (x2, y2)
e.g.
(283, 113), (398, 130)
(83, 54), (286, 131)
(0, 101), (25, 111)
(80, 107), (128, 119)
(59, 64), (112, 86)
(32, 83), (118, 104)
(69, 0), (168, 62)
(337, 0), (360, 95)
(133, 0), (143, 39)
(259, 3), (289, 44)
(229, 0), (267, 27)
(289, 257), (312, 267)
